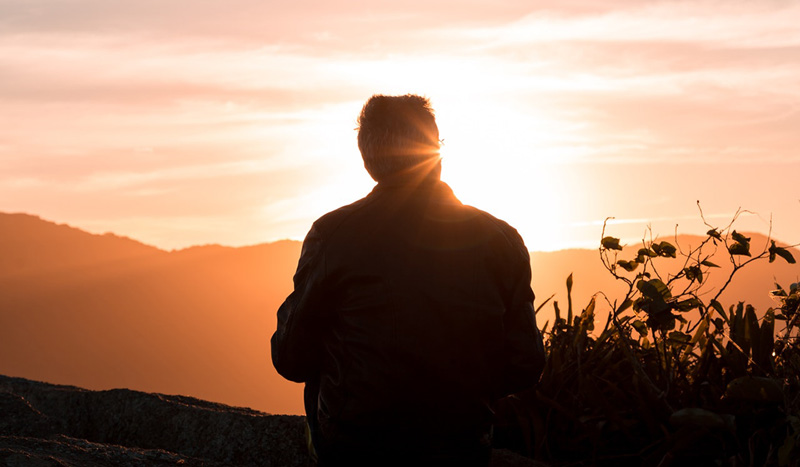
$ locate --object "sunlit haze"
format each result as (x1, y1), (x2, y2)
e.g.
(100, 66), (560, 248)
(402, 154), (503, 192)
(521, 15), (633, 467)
(2, 0), (799, 251)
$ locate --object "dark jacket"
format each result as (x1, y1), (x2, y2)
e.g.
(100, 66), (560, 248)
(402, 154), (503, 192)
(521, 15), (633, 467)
(271, 177), (545, 463)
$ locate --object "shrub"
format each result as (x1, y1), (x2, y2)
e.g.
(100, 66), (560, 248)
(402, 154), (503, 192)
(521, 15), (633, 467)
(495, 209), (800, 466)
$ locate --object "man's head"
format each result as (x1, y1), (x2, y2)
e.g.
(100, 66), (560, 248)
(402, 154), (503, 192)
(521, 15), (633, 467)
(357, 94), (441, 182)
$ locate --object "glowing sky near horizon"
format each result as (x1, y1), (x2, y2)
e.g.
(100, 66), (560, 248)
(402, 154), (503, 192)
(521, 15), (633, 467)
(1, 0), (799, 251)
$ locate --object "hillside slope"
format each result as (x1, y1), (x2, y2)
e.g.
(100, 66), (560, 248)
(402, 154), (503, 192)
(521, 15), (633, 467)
(0, 213), (303, 414)
(1, 212), (797, 415)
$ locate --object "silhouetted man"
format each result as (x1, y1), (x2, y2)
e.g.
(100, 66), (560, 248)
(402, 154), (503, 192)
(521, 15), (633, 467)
(271, 94), (545, 466)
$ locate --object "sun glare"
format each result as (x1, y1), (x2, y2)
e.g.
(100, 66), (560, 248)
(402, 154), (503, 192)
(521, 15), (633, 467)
(435, 96), (575, 251)
(247, 72), (585, 252)
(272, 55), (590, 252)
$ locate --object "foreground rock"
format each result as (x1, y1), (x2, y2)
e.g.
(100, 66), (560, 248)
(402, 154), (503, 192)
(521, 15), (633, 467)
(0, 375), (542, 466)
(0, 375), (310, 466)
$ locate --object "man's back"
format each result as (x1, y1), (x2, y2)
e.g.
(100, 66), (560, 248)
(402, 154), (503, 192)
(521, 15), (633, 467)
(271, 94), (545, 466)
(273, 177), (543, 464)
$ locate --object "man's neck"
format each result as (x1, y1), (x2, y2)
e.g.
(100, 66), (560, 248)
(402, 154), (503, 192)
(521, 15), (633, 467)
(378, 171), (440, 188)
(377, 159), (442, 188)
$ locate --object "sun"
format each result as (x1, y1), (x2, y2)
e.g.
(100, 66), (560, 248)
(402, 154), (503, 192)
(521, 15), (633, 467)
(434, 96), (574, 252)
(271, 91), (581, 252)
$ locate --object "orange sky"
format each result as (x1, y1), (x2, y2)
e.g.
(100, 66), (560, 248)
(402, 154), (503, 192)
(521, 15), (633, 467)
(2, 0), (799, 252)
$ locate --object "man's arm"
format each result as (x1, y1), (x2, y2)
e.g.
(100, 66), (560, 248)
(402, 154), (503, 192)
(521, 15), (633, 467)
(271, 224), (329, 383)
(497, 235), (546, 398)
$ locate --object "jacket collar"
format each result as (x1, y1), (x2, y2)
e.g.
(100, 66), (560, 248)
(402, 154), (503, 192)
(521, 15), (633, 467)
(370, 176), (458, 203)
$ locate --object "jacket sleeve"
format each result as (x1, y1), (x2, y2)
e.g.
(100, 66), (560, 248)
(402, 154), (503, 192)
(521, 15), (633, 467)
(271, 223), (330, 383)
(497, 233), (546, 398)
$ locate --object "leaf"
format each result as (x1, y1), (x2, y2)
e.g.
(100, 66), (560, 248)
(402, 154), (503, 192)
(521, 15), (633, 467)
(756, 309), (775, 369)
(770, 285), (788, 297)
(675, 298), (703, 312)
(668, 330), (691, 346)
(647, 309), (677, 331)
(728, 242), (751, 257)
(684, 266), (703, 283)
(744, 304), (759, 356)
(724, 376), (783, 402)
(731, 230), (751, 244)
(775, 247), (796, 264)
(617, 298), (633, 314)
(564, 275), (575, 327)
(637, 278), (672, 300)
(636, 248), (657, 262)
(534, 293), (555, 315)
(712, 337), (727, 356)
(691, 317), (709, 346)
(701, 260), (720, 268)
(767, 240), (793, 264)
(601, 236), (623, 250)
(632, 319), (648, 336)
(616, 259), (639, 272)
(651, 243), (662, 255)
(576, 297), (596, 340)
(639, 247), (657, 257)
(709, 299), (726, 320)
(652, 241), (677, 258)
(637, 279), (674, 331)
(657, 241), (677, 258)
(729, 303), (745, 350)
(707, 228), (722, 240)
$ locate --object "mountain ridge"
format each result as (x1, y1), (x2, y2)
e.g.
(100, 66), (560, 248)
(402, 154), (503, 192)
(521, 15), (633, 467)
(1, 211), (797, 415)
(4, 211), (796, 256)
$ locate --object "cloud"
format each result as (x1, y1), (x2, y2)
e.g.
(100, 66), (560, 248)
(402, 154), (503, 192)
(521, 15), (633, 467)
(1, 0), (799, 249)
(456, 2), (800, 48)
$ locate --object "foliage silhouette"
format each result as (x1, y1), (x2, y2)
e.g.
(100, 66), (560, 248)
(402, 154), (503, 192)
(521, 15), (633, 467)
(495, 207), (800, 466)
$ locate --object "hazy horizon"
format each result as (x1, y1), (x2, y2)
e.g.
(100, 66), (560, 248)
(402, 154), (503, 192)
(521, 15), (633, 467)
(6, 210), (797, 255)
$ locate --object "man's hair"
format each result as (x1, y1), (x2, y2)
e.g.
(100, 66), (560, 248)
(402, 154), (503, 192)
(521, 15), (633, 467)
(357, 94), (440, 182)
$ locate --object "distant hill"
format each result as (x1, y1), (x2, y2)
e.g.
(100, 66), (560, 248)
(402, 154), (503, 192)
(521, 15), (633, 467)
(0, 213), (303, 415)
(1, 212), (797, 415)
(0, 212), (163, 277)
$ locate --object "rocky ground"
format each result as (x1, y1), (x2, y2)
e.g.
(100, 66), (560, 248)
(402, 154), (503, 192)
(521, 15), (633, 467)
(0, 375), (542, 466)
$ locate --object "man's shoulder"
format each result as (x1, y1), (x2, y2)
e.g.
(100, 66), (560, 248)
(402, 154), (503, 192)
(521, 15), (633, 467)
(467, 204), (525, 241)
(309, 193), (376, 237)
(468, 205), (516, 233)
(462, 204), (530, 261)
(307, 184), (529, 259)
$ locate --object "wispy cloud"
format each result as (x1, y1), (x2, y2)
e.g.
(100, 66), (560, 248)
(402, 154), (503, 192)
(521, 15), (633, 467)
(1, 0), (799, 249)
